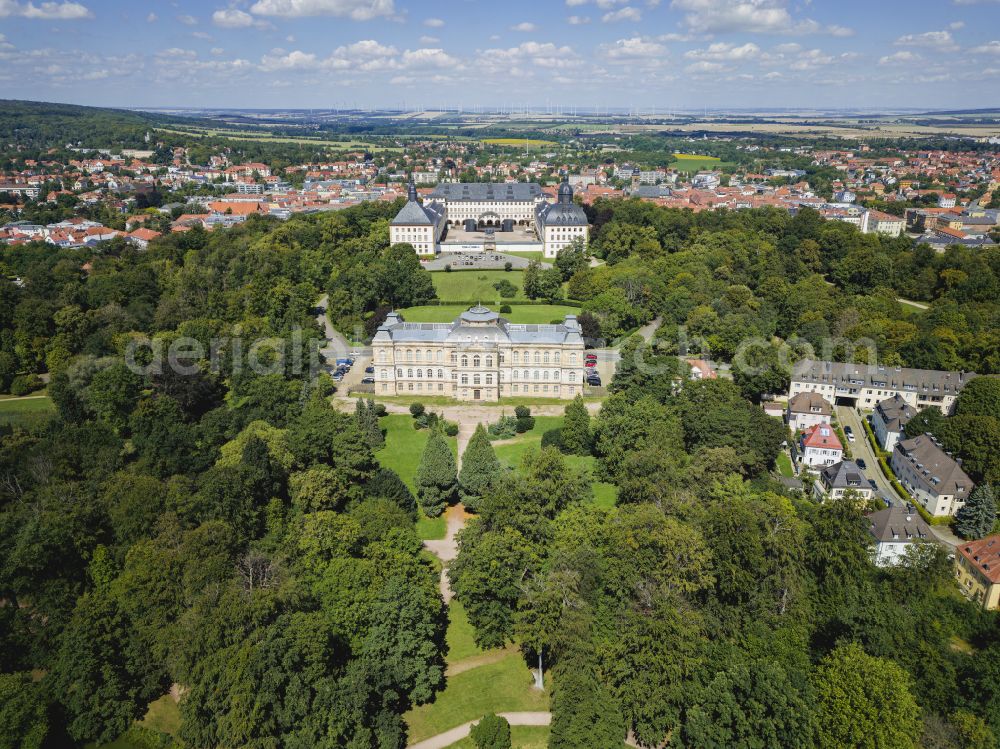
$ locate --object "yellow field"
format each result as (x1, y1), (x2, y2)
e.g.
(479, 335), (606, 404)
(483, 138), (558, 148)
(673, 153), (721, 161)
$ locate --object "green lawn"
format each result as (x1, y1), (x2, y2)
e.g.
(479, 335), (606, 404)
(446, 726), (551, 749)
(375, 413), (456, 540)
(433, 270), (526, 303)
(671, 154), (733, 173)
(405, 653), (549, 743)
(0, 395), (55, 428)
(776, 452), (794, 478)
(493, 416), (617, 508)
(88, 695), (181, 749)
(447, 601), (486, 663)
(398, 304), (580, 325)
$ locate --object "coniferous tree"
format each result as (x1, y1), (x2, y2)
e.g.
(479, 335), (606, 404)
(354, 398), (384, 451)
(416, 427), (457, 517)
(459, 424), (502, 512)
(560, 395), (592, 455)
(954, 484), (997, 540)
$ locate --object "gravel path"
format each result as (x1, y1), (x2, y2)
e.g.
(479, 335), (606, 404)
(407, 712), (552, 749)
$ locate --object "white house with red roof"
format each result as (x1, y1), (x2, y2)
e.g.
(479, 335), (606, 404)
(798, 423), (843, 468)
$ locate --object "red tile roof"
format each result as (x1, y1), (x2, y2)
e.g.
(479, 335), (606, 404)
(959, 536), (1000, 584)
(802, 423), (843, 451)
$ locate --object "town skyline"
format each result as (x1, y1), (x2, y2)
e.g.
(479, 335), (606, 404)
(2, 0), (1000, 109)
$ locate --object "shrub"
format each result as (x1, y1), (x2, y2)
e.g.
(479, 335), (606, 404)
(471, 713), (511, 749)
(9, 374), (43, 397)
(492, 279), (518, 298)
(514, 405), (531, 419)
(373, 403), (387, 417)
(515, 416), (535, 433)
(499, 304), (512, 314)
(487, 414), (518, 440)
(541, 427), (563, 450)
(504, 261), (513, 272)
(444, 264), (452, 272)
(409, 402), (425, 418)
(443, 421), (459, 437)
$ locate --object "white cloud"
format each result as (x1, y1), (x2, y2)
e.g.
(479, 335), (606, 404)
(685, 60), (728, 73)
(894, 30), (959, 51)
(511, 22), (537, 31)
(970, 40), (1000, 54)
(211, 47), (224, 55)
(601, 36), (667, 59)
(949, 20), (966, 29)
(258, 39), (459, 74)
(192, 30), (212, 39)
(146, 12), (157, 22)
(419, 35), (439, 44)
(423, 17), (443, 27)
(568, 14), (590, 23)
(477, 41), (580, 75)
(177, 14), (197, 25)
(259, 49), (318, 70)
(670, 0), (834, 35)
(879, 50), (921, 65)
(827, 24), (854, 37)
(602, 6), (640, 21)
(212, 8), (275, 29)
(0, 0), (92, 19)
(248, 0), (395, 20)
(685, 41), (760, 60)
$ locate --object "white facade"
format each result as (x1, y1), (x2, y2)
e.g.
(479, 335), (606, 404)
(372, 306), (586, 402)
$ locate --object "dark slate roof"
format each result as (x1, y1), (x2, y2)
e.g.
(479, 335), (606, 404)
(791, 359), (976, 396)
(894, 434), (974, 498)
(867, 504), (931, 543)
(536, 200), (589, 228)
(874, 394), (917, 433)
(630, 185), (674, 199)
(390, 198), (445, 227)
(819, 460), (868, 491)
(788, 391), (832, 415)
(427, 182), (542, 202)
(372, 306), (583, 345)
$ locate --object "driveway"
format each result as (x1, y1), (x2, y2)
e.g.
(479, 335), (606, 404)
(836, 405), (897, 506)
(315, 294), (371, 393)
(407, 712), (551, 749)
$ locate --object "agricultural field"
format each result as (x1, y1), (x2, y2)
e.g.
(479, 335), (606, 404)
(483, 138), (559, 148)
(398, 304), (580, 324)
(154, 127), (401, 151)
(432, 270), (527, 303)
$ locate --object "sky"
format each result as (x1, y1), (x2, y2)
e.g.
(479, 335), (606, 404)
(1, 0), (1000, 110)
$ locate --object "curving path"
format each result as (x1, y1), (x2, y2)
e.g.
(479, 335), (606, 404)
(407, 712), (551, 749)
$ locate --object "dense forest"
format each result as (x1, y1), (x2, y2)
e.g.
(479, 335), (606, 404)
(2, 188), (1000, 747)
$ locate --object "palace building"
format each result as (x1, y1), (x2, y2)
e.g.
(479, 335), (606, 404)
(389, 177), (588, 258)
(371, 305), (586, 402)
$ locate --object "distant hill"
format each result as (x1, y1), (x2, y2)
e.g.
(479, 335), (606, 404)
(0, 99), (202, 150)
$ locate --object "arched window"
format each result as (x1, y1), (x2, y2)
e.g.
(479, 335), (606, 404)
(533, 370), (540, 380)
(569, 371), (576, 382)
(461, 374), (468, 385)
(406, 349), (413, 362)
(543, 370), (549, 380)
(416, 369), (423, 378)
(437, 369), (444, 378)
(473, 355), (481, 368)
(570, 352), (578, 363)
(378, 350), (386, 363)
(426, 350), (433, 362)
(543, 351), (550, 364)
(461, 355), (468, 367)
(415, 350), (422, 362)
(554, 351), (561, 364)
(396, 368), (402, 377)
(450, 352), (457, 364)
(380, 369), (387, 379)
(513, 351), (520, 364)
(486, 374), (493, 385)
(485, 355), (493, 367)
(407, 368), (413, 378)
(473, 374), (481, 385)
(437, 350), (444, 362)
(533, 352), (541, 365)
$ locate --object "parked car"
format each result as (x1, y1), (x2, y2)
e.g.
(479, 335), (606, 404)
(585, 361), (596, 368)
(844, 426), (855, 442)
(585, 353), (598, 360)
(856, 458), (866, 470)
(364, 366), (375, 374)
(587, 376), (602, 386)
(361, 377), (375, 384)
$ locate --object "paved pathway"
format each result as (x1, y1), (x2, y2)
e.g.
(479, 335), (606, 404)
(407, 712), (551, 749)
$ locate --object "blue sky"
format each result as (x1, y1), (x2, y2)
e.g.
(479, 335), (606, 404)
(1, 0), (1000, 109)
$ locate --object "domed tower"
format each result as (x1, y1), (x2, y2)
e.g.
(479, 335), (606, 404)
(558, 176), (573, 204)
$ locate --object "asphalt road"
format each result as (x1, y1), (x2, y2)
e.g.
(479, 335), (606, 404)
(836, 405), (897, 506)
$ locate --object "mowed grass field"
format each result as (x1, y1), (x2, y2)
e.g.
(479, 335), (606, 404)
(399, 304), (580, 324)
(0, 396), (55, 428)
(445, 726), (551, 749)
(671, 153), (731, 173)
(375, 413), (457, 540)
(433, 270), (527, 303)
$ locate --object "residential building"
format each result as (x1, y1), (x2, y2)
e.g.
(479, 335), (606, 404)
(388, 182), (446, 255)
(955, 536), (1000, 609)
(860, 209), (905, 237)
(813, 460), (874, 502)
(868, 504), (932, 567)
(799, 423), (843, 468)
(126, 228), (161, 250)
(371, 306), (586, 402)
(788, 359), (975, 414)
(891, 434), (974, 518)
(787, 391), (832, 432)
(871, 394), (918, 452)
